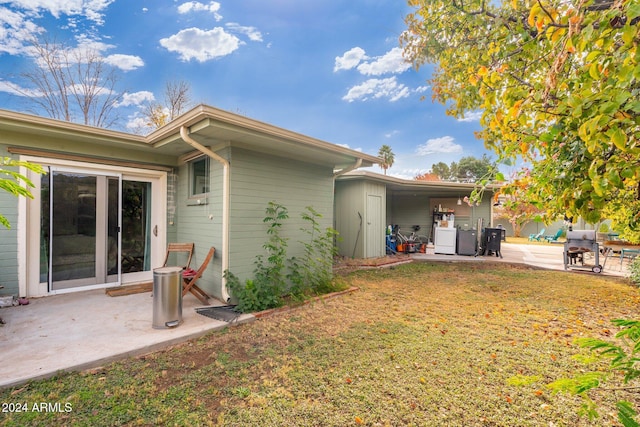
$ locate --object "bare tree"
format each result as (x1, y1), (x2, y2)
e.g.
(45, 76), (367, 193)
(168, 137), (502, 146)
(143, 80), (192, 130)
(165, 80), (191, 121)
(20, 38), (123, 128)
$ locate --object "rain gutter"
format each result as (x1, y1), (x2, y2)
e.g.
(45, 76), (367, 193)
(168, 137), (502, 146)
(333, 158), (362, 177)
(180, 126), (231, 302)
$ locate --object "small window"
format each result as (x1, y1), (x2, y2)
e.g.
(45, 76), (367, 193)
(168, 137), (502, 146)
(190, 157), (210, 196)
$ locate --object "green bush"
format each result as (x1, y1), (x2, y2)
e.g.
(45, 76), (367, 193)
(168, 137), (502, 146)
(548, 319), (640, 426)
(288, 206), (340, 300)
(226, 202), (341, 312)
(629, 257), (640, 286)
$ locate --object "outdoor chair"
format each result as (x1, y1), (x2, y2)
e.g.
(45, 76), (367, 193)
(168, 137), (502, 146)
(620, 247), (640, 270)
(528, 228), (546, 241)
(162, 243), (194, 270)
(182, 247), (215, 305)
(544, 229), (563, 243)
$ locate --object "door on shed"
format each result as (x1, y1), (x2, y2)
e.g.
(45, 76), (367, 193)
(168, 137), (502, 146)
(365, 194), (384, 258)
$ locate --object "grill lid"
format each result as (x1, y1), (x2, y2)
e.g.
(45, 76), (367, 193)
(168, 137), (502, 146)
(566, 230), (596, 241)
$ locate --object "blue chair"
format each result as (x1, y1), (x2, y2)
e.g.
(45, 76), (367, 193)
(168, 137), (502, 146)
(620, 248), (640, 270)
(544, 229), (563, 243)
(528, 228), (546, 241)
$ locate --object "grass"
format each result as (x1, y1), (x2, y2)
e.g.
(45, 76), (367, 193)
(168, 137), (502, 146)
(505, 236), (565, 245)
(1, 262), (639, 426)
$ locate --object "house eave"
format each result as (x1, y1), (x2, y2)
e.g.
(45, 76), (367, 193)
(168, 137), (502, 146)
(0, 106), (380, 170)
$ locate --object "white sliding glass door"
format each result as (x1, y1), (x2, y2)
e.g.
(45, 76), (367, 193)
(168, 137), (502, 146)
(25, 159), (166, 296)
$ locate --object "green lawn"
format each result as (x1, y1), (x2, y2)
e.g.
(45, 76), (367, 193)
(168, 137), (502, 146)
(1, 262), (638, 426)
(505, 236), (565, 245)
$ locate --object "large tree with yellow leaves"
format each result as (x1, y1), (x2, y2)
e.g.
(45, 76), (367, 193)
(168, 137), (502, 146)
(403, 0), (640, 241)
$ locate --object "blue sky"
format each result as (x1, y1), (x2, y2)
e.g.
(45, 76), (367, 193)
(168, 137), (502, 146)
(0, 0), (496, 179)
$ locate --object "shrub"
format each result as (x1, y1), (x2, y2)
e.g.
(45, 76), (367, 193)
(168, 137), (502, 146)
(548, 319), (640, 426)
(226, 202), (341, 312)
(629, 257), (640, 286)
(288, 206), (340, 300)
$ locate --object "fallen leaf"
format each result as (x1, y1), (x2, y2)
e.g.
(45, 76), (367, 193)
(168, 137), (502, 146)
(355, 416), (364, 425)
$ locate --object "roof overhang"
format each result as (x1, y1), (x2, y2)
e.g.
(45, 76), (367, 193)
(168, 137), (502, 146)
(338, 170), (503, 197)
(148, 105), (379, 169)
(0, 105), (380, 170)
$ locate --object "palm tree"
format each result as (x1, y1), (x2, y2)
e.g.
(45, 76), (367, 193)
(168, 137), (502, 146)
(378, 145), (395, 175)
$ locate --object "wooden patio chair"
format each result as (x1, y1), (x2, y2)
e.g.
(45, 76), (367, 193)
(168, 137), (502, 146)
(162, 243), (194, 270)
(182, 247), (215, 305)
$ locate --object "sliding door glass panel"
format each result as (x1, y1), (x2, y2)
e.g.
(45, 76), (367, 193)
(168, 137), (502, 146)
(40, 170), (50, 283)
(107, 178), (120, 282)
(121, 181), (152, 274)
(50, 172), (97, 288)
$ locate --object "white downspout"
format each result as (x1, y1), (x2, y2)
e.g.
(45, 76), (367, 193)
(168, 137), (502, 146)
(180, 126), (231, 302)
(333, 158), (362, 177)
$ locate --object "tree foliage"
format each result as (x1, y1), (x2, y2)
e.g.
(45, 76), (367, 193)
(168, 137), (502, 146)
(414, 172), (441, 181)
(378, 144), (395, 175)
(1, 158), (44, 229)
(403, 0), (640, 241)
(425, 155), (497, 181)
(430, 161), (451, 180)
(493, 178), (547, 237)
(20, 38), (123, 128)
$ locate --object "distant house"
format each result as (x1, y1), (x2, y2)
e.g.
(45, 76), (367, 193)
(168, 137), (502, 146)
(0, 105), (379, 302)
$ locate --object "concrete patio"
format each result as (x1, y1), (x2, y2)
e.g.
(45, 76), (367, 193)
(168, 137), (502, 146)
(0, 289), (255, 389)
(0, 242), (631, 389)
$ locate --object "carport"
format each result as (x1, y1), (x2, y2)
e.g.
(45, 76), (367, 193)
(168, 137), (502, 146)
(335, 171), (500, 259)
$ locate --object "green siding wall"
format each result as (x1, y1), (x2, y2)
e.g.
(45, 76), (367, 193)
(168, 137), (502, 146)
(334, 180), (386, 259)
(0, 145), (19, 295)
(228, 148), (334, 282)
(173, 150), (225, 301)
(335, 181), (364, 258)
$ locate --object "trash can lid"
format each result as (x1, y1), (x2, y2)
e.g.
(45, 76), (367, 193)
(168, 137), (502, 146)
(153, 266), (183, 274)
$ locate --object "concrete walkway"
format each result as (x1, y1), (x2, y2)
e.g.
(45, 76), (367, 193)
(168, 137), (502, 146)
(415, 242), (629, 277)
(0, 242), (629, 389)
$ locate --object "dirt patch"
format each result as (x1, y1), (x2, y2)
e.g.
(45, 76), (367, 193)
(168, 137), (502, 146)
(333, 254), (412, 274)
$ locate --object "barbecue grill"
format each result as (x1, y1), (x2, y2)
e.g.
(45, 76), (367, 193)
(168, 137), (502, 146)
(563, 230), (602, 273)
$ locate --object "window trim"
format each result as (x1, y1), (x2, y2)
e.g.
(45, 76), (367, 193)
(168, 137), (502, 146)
(189, 155), (210, 198)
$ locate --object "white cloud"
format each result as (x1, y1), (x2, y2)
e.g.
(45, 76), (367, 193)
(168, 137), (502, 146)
(6, 0), (114, 24)
(342, 77), (409, 103)
(115, 91), (155, 108)
(125, 114), (149, 132)
(0, 79), (40, 96)
(177, 1), (222, 20)
(334, 47), (367, 72)
(457, 110), (483, 122)
(104, 54), (144, 71)
(389, 168), (428, 180)
(356, 47), (410, 76)
(336, 143), (363, 152)
(226, 23), (263, 42)
(385, 130), (400, 138)
(159, 27), (241, 62)
(416, 136), (463, 156)
(0, 7), (45, 55)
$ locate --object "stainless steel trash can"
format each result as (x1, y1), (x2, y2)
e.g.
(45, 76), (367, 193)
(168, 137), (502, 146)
(152, 266), (183, 329)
